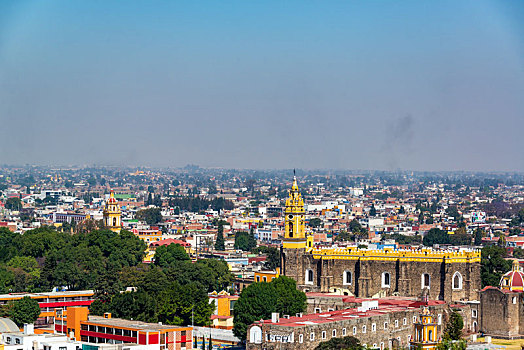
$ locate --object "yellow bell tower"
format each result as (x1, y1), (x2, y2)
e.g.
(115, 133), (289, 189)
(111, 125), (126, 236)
(410, 307), (440, 350)
(283, 175), (310, 249)
(103, 190), (122, 232)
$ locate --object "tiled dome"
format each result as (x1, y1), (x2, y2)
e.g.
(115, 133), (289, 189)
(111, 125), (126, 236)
(500, 260), (524, 291)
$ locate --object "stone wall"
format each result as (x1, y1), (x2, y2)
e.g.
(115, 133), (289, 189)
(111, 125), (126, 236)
(480, 288), (521, 338)
(247, 305), (447, 350)
(286, 249), (481, 302)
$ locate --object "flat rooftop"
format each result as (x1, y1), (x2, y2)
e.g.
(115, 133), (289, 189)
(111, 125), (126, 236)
(0, 290), (94, 300)
(85, 316), (189, 332)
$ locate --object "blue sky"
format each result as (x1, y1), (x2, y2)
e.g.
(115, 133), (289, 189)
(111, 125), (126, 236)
(0, 1), (523, 171)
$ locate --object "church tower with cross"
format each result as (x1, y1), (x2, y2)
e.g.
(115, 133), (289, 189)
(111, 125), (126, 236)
(281, 174), (312, 284)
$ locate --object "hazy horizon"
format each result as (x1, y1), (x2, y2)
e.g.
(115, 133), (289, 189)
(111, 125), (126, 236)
(1, 1), (523, 172)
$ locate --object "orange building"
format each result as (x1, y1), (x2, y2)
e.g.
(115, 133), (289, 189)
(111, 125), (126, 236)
(56, 307), (192, 350)
(0, 290), (94, 324)
(208, 291), (239, 330)
(254, 268), (280, 283)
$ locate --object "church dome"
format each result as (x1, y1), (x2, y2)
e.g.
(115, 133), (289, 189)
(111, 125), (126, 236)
(500, 260), (524, 291)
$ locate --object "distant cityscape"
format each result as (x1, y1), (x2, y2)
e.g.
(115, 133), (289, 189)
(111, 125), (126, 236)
(0, 166), (523, 349)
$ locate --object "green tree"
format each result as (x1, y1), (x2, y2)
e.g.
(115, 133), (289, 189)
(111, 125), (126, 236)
(136, 208), (163, 225)
(214, 222), (225, 251)
(314, 336), (365, 350)
(252, 246), (280, 270)
(308, 218), (322, 228)
(423, 228), (450, 246)
(154, 244), (190, 267)
(481, 245), (511, 287)
(369, 204), (377, 217)
(5, 197), (22, 211)
(233, 276), (306, 341)
(474, 228), (484, 246)
(234, 231), (256, 251)
(443, 311), (464, 340)
(514, 247), (524, 259)
(9, 296), (41, 326)
(437, 339), (467, 350)
(334, 231), (352, 242)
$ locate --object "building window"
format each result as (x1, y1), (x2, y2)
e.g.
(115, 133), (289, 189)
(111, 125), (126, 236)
(395, 320), (399, 328)
(382, 272), (391, 288)
(343, 271), (352, 285)
(384, 322), (388, 330)
(256, 276), (260, 282)
(472, 309), (477, 318)
(263, 276), (267, 282)
(422, 273), (430, 289)
(332, 329), (336, 338)
(373, 344), (377, 349)
(403, 318), (407, 326)
(438, 314), (442, 325)
(413, 316), (417, 323)
(453, 272), (463, 290)
(322, 331), (326, 340)
(315, 308), (321, 313)
(381, 342), (385, 350)
(306, 269), (314, 285)
(362, 325), (366, 333)
(513, 296), (517, 304)
(372, 323), (376, 332)
(310, 333), (315, 341)
(15, 338), (20, 345)
(299, 334), (303, 343)
(353, 326), (357, 335)
(342, 328), (346, 336)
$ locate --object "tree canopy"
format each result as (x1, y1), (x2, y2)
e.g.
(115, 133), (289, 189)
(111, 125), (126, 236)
(154, 244), (190, 267)
(136, 208), (163, 225)
(234, 231), (257, 251)
(214, 222), (225, 251)
(443, 311), (464, 341)
(10, 296), (41, 327)
(233, 276), (306, 341)
(481, 245), (511, 287)
(314, 336), (364, 350)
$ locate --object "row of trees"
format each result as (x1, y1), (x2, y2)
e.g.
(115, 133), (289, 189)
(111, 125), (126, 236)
(233, 276), (306, 341)
(422, 228), (483, 247)
(89, 243), (234, 326)
(0, 227), (146, 293)
(168, 197), (234, 213)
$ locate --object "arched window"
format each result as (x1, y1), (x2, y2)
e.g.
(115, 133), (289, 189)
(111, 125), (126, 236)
(452, 272), (463, 290)
(299, 334), (303, 343)
(422, 273), (430, 289)
(249, 326), (262, 344)
(428, 330), (433, 341)
(288, 222), (294, 237)
(113, 217), (117, 226)
(305, 269), (314, 285)
(382, 272), (391, 288)
(343, 271), (352, 285)
(332, 329), (336, 337)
